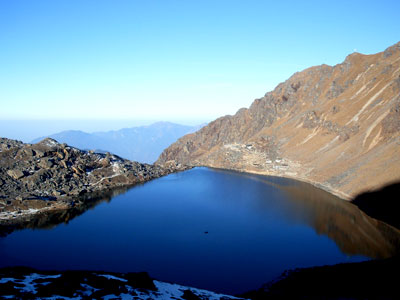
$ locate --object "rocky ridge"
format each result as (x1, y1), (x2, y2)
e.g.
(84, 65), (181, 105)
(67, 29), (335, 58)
(158, 42), (400, 199)
(0, 137), (188, 222)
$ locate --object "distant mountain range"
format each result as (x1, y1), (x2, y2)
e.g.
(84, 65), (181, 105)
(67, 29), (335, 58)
(32, 122), (204, 163)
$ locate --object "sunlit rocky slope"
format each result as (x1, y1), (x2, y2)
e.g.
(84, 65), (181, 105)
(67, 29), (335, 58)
(158, 42), (400, 199)
(0, 137), (187, 223)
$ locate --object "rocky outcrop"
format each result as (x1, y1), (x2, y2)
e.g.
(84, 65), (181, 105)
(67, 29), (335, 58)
(157, 42), (400, 199)
(0, 267), (241, 300)
(0, 137), (188, 222)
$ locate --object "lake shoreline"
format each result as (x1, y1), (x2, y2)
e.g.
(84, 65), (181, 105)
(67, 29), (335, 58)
(0, 165), (192, 230)
(2, 167), (399, 299)
(0, 137), (192, 226)
(203, 165), (351, 200)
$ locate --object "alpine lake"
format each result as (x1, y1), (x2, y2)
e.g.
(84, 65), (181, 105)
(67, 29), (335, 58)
(1, 167), (398, 295)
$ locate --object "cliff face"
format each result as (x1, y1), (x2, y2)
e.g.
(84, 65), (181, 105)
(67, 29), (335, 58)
(157, 42), (400, 199)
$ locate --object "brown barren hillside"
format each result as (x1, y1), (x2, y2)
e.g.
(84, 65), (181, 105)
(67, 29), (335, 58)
(157, 42), (400, 199)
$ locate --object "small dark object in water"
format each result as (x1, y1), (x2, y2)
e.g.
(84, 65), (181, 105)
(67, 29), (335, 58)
(204, 231), (208, 234)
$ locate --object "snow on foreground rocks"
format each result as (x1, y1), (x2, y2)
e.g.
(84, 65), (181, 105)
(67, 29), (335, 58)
(0, 267), (245, 300)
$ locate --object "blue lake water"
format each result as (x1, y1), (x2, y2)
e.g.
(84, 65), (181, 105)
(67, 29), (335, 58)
(0, 167), (392, 294)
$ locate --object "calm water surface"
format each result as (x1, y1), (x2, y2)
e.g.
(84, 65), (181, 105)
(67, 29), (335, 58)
(0, 167), (391, 294)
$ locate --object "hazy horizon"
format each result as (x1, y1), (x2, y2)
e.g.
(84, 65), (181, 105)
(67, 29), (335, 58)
(0, 118), (209, 143)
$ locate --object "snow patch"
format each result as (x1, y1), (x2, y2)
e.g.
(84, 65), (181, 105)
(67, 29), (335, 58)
(40, 296), (82, 300)
(98, 274), (128, 282)
(11, 273), (61, 294)
(102, 294), (134, 300)
(80, 283), (100, 296)
(154, 280), (244, 300)
(0, 272), (245, 300)
(41, 138), (59, 147)
(112, 162), (121, 173)
(0, 208), (41, 220)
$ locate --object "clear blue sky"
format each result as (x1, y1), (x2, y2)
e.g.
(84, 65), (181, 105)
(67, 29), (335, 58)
(0, 0), (399, 140)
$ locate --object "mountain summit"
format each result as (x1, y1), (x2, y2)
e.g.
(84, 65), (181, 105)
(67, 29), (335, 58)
(157, 42), (400, 199)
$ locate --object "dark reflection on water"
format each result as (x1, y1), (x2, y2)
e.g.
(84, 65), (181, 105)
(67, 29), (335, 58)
(0, 167), (399, 294)
(214, 169), (400, 259)
(0, 186), (135, 237)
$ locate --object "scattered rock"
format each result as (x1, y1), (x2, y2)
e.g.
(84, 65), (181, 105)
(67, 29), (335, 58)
(339, 131), (350, 142)
(303, 111), (320, 129)
(182, 289), (202, 300)
(38, 158), (54, 169)
(382, 101), (400, 137)
(0, 138), (23, 152)
(0, 138), (191, 224)
(24, 148), (35, 156)
(331, 105), (340, 114)
(7, 170), (25, 180)
(34, 149), (45, 158)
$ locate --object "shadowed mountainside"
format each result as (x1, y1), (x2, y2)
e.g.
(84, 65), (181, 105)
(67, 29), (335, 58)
(352, 181), (400, 230)
(240, 256), (400, 300)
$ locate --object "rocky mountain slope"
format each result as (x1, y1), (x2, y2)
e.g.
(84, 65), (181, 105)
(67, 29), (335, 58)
(0, 137), (187, 223)
(32, 121), (204, 163)
(158, 42), (400, 199)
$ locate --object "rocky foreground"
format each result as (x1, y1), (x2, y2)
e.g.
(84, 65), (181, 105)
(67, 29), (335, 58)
(0, 267), (243, 300)
(157, 42), (400, 199)
(1, 259), (399, 300)
(0, 137), (188, 224)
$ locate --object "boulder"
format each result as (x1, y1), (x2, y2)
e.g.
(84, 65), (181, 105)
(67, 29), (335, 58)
(24, 148), (35, 156)
(52, 190), (65, 197)
(39, 158), (54, 169)
(7, 170), (25, 180)
(34, 149), (45, 158)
